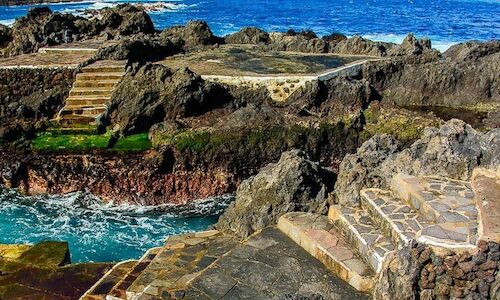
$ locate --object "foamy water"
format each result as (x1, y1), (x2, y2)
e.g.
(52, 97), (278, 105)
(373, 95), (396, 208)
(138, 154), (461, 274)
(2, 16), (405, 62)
(0, 189), (232, 262)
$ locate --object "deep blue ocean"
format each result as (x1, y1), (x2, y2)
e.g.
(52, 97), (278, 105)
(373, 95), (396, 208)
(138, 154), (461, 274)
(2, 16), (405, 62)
(0, 0), (499, 51)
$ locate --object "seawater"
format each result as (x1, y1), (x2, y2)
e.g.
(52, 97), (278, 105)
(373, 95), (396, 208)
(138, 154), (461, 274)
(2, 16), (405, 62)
(0, 0), (499, 52)
(0, 189), (232, 262)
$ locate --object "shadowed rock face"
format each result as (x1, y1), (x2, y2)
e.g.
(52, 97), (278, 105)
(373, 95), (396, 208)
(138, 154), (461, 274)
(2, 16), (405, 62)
(334, 119), (500, 207)
(108, 64), (232, 135)
(160, 20), (223, 50)
(216, 150), (335, 238)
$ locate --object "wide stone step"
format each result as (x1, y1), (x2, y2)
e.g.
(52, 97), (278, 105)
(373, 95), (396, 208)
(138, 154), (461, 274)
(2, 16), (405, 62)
(328, 205), (395, 273)
(80, 260), (137, 300)
(278, 212), (375, 293)
(123, 230), (237, 299)
(107, 247), (162, 299)
(65, 97), (110, 106)
(390, 174), (478, 249)
(76, 72), (125, 81)
(73, 80), (120, 88)
(81, 66), (126, 73)
(69, 88), (114, 97)
(360, 188), (422, 247)
(57, 114), (97, 125)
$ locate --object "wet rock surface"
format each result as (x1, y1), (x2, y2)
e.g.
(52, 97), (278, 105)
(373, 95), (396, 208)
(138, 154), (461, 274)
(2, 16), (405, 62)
(216, 150), (334, 238)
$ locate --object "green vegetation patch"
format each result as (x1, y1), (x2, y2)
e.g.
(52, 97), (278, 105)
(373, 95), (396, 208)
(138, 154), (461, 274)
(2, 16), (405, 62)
(113, 133), (152, 152)
(31, 132), (112, 152)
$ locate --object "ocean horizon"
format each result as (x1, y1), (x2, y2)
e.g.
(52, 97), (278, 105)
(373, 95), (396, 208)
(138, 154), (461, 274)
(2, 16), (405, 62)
(1, 0), (499, 52)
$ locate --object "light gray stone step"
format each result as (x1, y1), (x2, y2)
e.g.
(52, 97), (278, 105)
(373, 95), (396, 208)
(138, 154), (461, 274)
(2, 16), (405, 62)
(360, 188), (421, 247)
(57, 114), (96, 125)
(80, 260), (137, 300)
(390, 174), (478, 250)
(59, 106), (106, 117)
(278, 212), (375, 293)
(328, 205), (396, 273)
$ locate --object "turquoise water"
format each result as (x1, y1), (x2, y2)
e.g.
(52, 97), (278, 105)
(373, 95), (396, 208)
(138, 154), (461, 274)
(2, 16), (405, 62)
(0, 189), (231, 262)
(0, 0), (499, 51)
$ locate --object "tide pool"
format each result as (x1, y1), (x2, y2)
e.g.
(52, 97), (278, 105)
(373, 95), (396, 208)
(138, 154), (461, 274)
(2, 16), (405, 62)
(0, 0), (499, 52)
(0, 189), (231, 262)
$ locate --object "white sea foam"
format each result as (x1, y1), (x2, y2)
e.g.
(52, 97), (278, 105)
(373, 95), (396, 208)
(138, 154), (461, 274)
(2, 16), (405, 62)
(362, 33), (459, 52)
(0, 18), (15, 26)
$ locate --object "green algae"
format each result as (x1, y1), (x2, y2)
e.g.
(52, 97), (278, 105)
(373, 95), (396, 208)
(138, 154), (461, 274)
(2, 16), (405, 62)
(31, 131), (112, 152)
(112, 133), (152, 152)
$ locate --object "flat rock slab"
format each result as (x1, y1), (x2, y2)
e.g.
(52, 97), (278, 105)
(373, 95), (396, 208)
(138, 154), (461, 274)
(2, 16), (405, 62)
(0, 52), (94, 68)
(472, 168), (500, 243)
(183, 226), (369, 299)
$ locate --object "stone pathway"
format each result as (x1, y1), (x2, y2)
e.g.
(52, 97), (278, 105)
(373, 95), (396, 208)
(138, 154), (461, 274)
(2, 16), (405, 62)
(278, 172), (494, 294)
(83, 228), (367, 300)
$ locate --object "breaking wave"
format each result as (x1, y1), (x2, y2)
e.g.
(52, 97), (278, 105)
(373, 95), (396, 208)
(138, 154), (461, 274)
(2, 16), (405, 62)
(0, 188), (232, 262)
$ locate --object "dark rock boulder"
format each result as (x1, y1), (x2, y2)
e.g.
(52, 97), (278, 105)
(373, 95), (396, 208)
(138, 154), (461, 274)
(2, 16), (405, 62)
(94, 33), (178, 62)
(287, 76), (380, 118)
(216, 149), (334, 238)
(0, 24), (11, 50)
(214, 104), (285, 130)
(267, 30), (327, 53)
(361, 40), (500, 109)
(335, 119), (500, 207)
(224, 27), (270, 45)
(108, 64), (231, 134)
(387, 33), (440, 63)
(160, 20), (223, 50)
(328, 35), (393, 56)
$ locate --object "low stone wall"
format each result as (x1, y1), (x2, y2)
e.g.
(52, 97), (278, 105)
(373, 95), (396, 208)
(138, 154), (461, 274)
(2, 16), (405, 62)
(374, 241), (500, 300)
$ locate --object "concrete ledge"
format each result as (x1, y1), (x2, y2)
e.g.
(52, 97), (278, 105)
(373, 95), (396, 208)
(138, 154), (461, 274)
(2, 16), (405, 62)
(472, 168), (500, 243)
(278, 212), (374, 293)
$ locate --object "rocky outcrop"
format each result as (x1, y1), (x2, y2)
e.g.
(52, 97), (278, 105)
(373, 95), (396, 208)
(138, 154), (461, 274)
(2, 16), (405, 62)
(361, 40), (499, 110)
(329, 35), (392, 57)
(0, 0), (83, 5)
(224, 27), (270, 45)
(374, 241), (500, 300)
(266, 30), (327, 53)
(216, 150), (334, 238)
(3, 4), (155, 56)
(0, 24), (11, 49)
(0, 68), (75, 141)
(335, 119), (500, 207)
(107, 64), (231, 134)
(160, 20), (223, 50)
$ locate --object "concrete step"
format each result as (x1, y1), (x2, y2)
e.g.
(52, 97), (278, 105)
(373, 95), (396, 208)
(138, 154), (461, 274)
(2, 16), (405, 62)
(69, 88), (114, 97)
(57, 114), (97, 126)
(81, 65), (125, 73)
(59, 106), (106, 117)
(76, 72), (125, 81)
(328, 205), (396, 273)
(65, 97), (110, 106)
(122, 230), (237, 299)
(73, 80), (120, 88)
(80, 260), (137, 300)
(278, 212), (375, 293)
(107, 247), (162, 299)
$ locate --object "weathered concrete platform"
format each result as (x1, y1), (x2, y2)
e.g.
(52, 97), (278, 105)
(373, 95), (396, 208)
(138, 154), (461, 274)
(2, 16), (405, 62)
(159, 45), (380, 101)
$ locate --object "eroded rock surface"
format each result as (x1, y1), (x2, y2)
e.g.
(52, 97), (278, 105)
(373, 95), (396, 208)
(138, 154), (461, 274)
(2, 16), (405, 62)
(216, 150), (334, 238)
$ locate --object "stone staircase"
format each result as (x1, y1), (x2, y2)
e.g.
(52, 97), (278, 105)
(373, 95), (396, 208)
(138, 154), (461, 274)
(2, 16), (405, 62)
(278, 173), (480, 294)
(57, 60), (126, 125)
